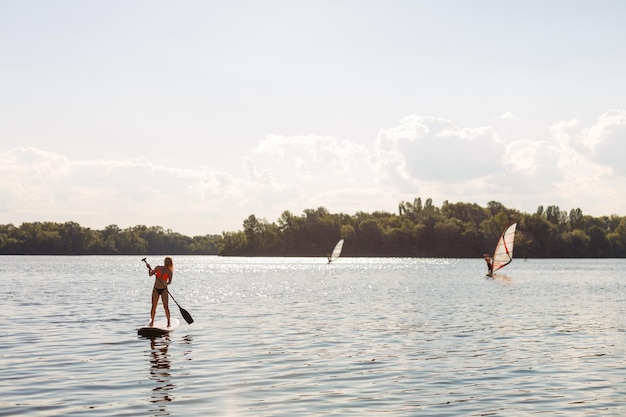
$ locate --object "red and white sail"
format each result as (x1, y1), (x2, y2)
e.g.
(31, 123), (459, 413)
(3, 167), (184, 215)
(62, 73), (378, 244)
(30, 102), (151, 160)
(492, 222), (517, 272)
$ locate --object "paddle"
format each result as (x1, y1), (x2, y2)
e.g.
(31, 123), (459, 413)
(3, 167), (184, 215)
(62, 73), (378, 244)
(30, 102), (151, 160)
(142, 258), (194, 324)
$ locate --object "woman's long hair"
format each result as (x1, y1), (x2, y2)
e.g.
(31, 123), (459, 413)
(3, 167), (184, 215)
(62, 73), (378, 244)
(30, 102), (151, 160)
(164, 256), (174, 272)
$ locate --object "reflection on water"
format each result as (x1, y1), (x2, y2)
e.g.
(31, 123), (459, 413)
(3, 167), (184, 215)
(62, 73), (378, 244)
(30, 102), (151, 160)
(147, 336), (174, 414)
(180, 335), (194, 361)
(144, 334), (194, 416)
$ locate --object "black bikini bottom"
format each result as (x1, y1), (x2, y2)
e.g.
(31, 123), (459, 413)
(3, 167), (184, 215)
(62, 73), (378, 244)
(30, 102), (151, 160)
(154, 287), (166, 295)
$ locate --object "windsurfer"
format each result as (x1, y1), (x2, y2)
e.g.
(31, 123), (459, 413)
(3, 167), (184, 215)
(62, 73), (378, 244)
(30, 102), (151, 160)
(326, 253), (332, 263)
(483, 253), (493, 277)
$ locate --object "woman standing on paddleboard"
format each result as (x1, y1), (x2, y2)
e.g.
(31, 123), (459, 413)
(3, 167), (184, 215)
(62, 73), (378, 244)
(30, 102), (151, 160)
(145, 256), (174, 327)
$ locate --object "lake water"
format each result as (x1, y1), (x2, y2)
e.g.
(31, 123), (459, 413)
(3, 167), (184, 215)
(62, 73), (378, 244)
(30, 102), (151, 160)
(1, 256), (626, 416)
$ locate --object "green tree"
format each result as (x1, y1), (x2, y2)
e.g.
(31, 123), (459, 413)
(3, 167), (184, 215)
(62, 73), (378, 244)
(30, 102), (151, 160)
(359, 218), (383, 255)
(220, 231), (248, 255)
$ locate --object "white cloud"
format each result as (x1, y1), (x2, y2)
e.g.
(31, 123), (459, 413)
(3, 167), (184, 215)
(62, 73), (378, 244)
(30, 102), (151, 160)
(2, 111), (626, 235)
(254, 134), (373, 186)
(0, 147), (248, 233)
(250, 134), (381, 218)
(578, 109), (626, 175)
(374, 115), (504, 183)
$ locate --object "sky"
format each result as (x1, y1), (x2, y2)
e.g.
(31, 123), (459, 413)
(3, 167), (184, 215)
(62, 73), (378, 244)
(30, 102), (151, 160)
(2, 0), (626, 236)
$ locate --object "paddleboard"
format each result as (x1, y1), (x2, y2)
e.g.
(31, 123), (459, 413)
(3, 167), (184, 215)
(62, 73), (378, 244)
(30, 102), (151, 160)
(137, 317), (180, 337)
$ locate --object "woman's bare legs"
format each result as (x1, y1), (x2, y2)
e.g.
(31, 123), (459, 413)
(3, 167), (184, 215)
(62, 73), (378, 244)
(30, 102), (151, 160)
(162, 291), (171, 327)
(149, 289), (159, 326)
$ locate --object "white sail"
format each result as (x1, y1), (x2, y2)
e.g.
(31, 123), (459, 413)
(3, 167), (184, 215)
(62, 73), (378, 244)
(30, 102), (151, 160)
(329, 239), (344, 262)
(492, 222), (517, 272)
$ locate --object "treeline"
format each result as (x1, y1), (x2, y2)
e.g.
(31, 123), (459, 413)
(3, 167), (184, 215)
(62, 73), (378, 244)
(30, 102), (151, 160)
(2, 199), (626, 257)
(220, 199), (626, 258)
(0, 222), (221, 255)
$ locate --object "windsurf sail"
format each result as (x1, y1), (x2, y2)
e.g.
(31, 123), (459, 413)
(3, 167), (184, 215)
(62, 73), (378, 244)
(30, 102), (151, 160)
(492, 222), (517, 272)
(329, 239), (344, 262)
